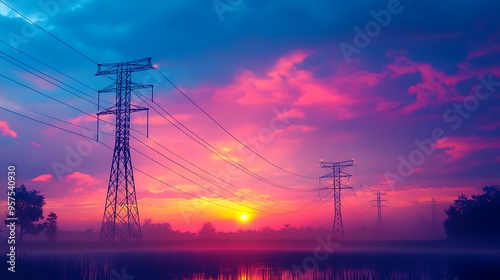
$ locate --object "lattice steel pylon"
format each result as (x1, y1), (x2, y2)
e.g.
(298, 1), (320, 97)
(426, 197), (437, 238)
(96, 58), (154, 241)
(319, 160), (353, 240)
(370, 190), (388, 238)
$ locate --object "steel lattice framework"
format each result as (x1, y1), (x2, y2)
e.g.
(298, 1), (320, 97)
(426, 197), (437, 238)
(370, 190), (388, 238)
(319, 160), (353, 240)
(97, 58), (154, 241)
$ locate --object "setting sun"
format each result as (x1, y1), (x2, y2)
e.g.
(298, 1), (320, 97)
(239, 213), (250, 223)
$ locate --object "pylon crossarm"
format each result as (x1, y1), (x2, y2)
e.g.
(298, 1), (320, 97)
(96, 58), (153, 76)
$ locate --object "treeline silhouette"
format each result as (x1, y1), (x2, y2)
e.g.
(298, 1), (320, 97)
(444, 185), (500, 243)
(7, 184), (500, 243)
(142, 220), (330, 240)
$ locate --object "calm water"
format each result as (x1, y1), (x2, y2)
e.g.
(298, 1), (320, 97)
(2, 249), (500, 279)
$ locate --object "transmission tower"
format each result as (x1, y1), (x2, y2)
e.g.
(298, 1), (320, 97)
(96, 58), (154, 241)
(426, 197), (437, 238)
(319, 160), (353, 240)
(370, 190), (388, 238)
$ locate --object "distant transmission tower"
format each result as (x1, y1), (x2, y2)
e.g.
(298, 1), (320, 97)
(426, 197), (437, 238)
(370, 190), (388, 238)
(97, 58), (154, 241)
(319, 160), (353, 240)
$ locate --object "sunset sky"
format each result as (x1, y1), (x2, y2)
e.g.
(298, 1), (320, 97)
(0, 0), (499, 239)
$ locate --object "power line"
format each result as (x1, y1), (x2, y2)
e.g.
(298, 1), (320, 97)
(1, 106), (333, 216)
(2, 45), (314, 195)
(130, 133), (303, 207)
(135, 92), (317, 193)
(0, 73), (96, 118)
(340, 192), (360, 215)
(3, 70), (319, 213)
(1, 0), (315, 183)
(1, 106), (270, 214)
(1, 105), (270, 215)
(133, 168), (271, 214)
(155, 68), (316, 180)
(4, 69), (323, 214)
(0, 38), (97, 91)
(349, 186), (369, 211)
(31, 107), (296, 212)
(29, 109), (105, 133)
(1, 17), (315, 191)
(0, 51), (97, 105)
(3, 52), (316, 197)
(0, 106), (94, 141)
(0, 0), (98, 65)
(0, 18), (327, 213)
(354, 161), (371, 205)
(129, 145), (283, 215)
(134, 166), (329, 216)
(0, 71), (132, 136)
(278, 190), (334, 216)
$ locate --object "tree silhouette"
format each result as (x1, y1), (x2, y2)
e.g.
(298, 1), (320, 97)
(444, 186), (500, 242)
(198, 222), (217, 238)
(45, 212), (58, 241)
(4, 184), (46, 240)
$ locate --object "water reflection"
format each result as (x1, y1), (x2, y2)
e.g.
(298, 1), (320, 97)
(1, 250), (499, 279)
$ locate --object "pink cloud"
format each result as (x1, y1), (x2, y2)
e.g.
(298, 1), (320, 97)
(0, 120), (17, 138)
(467, 45), (500, 60)
(386, 56), (467, 112)
(280, 124), (315, 133)
(478, 120), (500, 131)
(214, 51), (354, 106)
(213, 51), (313, 105)
(375, 101), (402, 112)
(214, 70), (293, 104)
(269, 50), (313, 77)
(277, 108), (305, 119)
(30, 141), (41, 147)
(293, 82), (350, 106)
(64, 171), (101, 186)
(334, 70), (384, 89)
(466, 33), (500, 59)
(32, 173), (53, 182)
(434, 136), (500, 161)
(69, 115), (99, 125)
(132, 114), (192, 126)
(19, 72), (57, 90)
(214, 50), (384, 121)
